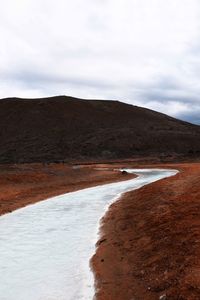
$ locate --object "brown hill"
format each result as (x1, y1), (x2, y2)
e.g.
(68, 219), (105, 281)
(0, 95), (200, 163)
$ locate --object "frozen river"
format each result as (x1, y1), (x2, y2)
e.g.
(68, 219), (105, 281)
(0, 168), (177, 300)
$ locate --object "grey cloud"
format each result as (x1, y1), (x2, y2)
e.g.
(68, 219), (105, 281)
(1, 70), (113, 90)
(178, 111), (200, 125)
(0, 0), (200, 125)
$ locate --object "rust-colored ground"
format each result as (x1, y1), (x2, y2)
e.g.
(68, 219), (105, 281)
(92, 162), (200, 300)
(1, 161), (200, 299)
(0, 163), (133, 216)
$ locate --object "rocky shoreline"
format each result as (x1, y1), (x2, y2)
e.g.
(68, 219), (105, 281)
(92, 162), (200, 299)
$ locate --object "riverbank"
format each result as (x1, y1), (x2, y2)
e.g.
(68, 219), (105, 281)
(92, 162), (200, 299)
(2, 161), (200, 299)
(0, 163), (134, 216)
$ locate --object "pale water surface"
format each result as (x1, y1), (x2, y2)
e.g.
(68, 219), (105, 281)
(0, 169), (177, 300)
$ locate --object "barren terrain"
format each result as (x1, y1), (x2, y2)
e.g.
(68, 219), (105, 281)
(1, 96), (200, 163)
(1, 161), (200, 299)
(92, 162), (200, 300)
(0, 163), (133, 216)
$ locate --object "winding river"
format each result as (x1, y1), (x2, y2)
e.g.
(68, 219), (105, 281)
(0, 168), (177, 300)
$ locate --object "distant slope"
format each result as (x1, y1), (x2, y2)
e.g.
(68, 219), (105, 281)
(0, 95), (200, 163)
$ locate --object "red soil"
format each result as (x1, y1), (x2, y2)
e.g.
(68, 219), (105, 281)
(2, 160), (200, 299)
(92, 162), (200, 300)
(0, 163), (134, 216)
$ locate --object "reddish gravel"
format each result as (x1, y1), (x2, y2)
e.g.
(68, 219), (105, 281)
(0, 163), (134, 216)
(92, 162), (200, 300)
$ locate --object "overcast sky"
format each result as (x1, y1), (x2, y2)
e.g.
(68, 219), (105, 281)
(1, 0), (200, 124)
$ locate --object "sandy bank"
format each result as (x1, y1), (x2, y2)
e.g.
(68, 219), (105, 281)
(0, 163), (134, 216)
(92, 162), (200, 299)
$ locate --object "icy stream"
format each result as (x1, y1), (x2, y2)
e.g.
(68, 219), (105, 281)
(0, 168), (177, 300)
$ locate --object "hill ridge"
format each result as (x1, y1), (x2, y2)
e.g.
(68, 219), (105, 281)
(0, 95), (199, 163)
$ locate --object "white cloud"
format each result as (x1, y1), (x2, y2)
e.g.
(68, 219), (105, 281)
(1, 0), (200, 122)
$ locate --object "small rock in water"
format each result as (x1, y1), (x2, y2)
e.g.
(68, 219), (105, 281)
(121, 170), (128, 175)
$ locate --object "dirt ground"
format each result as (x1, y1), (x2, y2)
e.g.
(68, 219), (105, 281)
(92, 162), (200, 300)
(0, 163), (134, 216)
(1, 161), (200, 299)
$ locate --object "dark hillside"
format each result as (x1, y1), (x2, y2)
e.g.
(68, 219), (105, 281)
(0, 95), (200, 163)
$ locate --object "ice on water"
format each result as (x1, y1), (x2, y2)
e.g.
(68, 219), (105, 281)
(0, 169), (177, 300)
